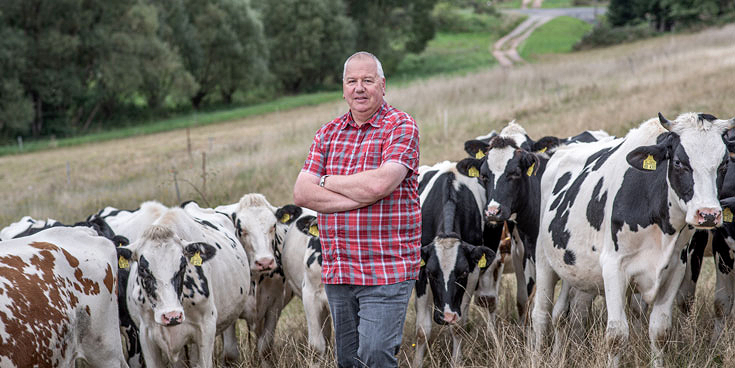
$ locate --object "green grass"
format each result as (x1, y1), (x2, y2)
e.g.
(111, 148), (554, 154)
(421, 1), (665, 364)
(0, 92), (340, 156)
(518, 16), (593, 61)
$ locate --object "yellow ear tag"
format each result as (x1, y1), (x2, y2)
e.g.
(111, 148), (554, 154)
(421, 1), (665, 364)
(475, 150), (485, 159)
(190, 252), (203, 266)
(642, 155), (657, 171)
(724, 208), (733, 223)
(420, 259), (426, 267)
(280, 213), (291, 223)
(309, 225), (319, 237)
(468, 166), (480, 178)
(527, 162), (535, 177)
(537, 147), (548, 154)
(478, 254), (487, 268)
(118, 255), (129, 269)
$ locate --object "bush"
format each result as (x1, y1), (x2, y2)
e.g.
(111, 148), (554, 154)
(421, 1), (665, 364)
(574, 21), (659, 50)
(432, 2), (499, 33)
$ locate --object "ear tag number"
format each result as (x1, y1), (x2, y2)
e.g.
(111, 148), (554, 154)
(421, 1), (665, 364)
(643, 155), (657, 171)
(420, 259), (426, 267)
(478, 254), (487, 268)
(309, 225), (319, 237)
(537, 147), (548, 154)
(527, 163), (536, 177)
(280, 213), (291, 223)
(468, 167), (480, 178)
(724, 208), (733, 223)
(475, 150), (485, 159)
(190, 252), (203, 266)
(118, 256), (129, 269)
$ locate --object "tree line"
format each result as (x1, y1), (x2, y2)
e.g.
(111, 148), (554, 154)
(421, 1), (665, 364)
(607, 0), (734, 31)
(0, 0), (437, 141)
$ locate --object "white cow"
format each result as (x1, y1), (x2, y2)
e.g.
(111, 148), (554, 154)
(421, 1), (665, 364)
(118, 206), (250, 368)
(0, 226), (128, 367)
(533, 113), (735, 367)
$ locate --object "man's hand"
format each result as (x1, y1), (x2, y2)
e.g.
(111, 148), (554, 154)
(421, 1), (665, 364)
(323, 162), (409, 203)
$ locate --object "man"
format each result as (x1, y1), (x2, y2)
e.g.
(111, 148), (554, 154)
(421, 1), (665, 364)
(293, 51), (421, 367)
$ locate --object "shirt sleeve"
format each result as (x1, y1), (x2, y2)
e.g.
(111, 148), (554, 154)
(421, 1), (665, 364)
(383, 114), (420, 173)
(301, 129), (326, 177)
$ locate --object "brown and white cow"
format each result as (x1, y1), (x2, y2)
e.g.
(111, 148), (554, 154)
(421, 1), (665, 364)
(0, 226), (127, 367)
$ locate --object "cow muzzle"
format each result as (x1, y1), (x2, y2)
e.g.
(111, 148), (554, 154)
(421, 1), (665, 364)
(160, 310), (185, 326)
(694, 208), (721, 228)
(254, 257), (276, 272)
(442, 311), (460, 324)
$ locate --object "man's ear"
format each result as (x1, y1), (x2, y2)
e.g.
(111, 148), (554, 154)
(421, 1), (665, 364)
(464, 139), (490, 158)
(457, 158), (484, 178)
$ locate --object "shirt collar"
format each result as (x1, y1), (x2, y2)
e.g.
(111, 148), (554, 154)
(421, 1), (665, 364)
(341, 101), (388, 130)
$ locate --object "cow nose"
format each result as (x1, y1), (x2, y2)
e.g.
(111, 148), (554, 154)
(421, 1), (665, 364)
(161, 311), (184, 326)
(443, 311), (459, 324)
(255, 257), (275, 271)
(485, 206), (500, 216)
(696, 208), (721, 227)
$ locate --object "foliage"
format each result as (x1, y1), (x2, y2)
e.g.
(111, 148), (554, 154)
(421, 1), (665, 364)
(608, 0), (735, 31)
(518, 16), (593, 61)
(433, 2), (500, 33)
(574, 21), (658, 50)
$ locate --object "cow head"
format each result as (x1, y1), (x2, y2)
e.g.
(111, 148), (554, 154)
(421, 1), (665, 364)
(117, 225), (217, 326)
(458, 135), (553, 222)
(419, 234), (495, 325)
(229, 194), (300, 273)
(626, 112), (735, 228)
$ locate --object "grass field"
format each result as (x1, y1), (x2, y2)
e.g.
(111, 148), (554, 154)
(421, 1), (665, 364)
(518, 16), (594, 61)
(3, 22), (735, 368)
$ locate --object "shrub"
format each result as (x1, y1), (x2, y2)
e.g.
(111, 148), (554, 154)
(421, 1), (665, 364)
(574, 22), (659, 50)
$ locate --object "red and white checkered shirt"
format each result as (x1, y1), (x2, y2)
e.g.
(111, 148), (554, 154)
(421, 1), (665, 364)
(301, 102), (421, 285)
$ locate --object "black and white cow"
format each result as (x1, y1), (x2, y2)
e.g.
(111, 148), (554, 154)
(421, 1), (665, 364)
(532, 112), (734, 367)
(413, 160), (496, 367)
(0, 216), (62, 240)
(116, 206), (250, 368)
(0, 226), (128, 367)
(186, 195), (301, 364)
(457, 122), (612, 323)
(279, 208), (337, 356)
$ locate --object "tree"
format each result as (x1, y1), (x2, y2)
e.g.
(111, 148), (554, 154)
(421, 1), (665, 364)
(257, 0), (355, 93)
(0, 19), (33, 137)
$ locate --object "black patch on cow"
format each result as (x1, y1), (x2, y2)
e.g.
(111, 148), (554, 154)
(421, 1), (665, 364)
(566, 131), (597, 143)
(526, 278), (535, 297)
(420, 171), (485, 247)
(591, 246), (596, 252)
(586, 177), (607, 231)
(183, 266), (211, 298)
(713, 230), (734, 275)
(306, 238), (323, 268)
(172, 256), (188, 297)
(180, 200), (196, 208)
(585, 141), (624, 172)
(553, 172), (572, 195)
(296, 216), (317, 235)
(418, 170), (438, 194)
(548, 168), (590, 250)
(563, 250), (576, 265)
(668, 145), (694, 203)
(138, 256), (158, 301)
(489, 136), (519, 150)
(194, 219), (220, 232)
(699, 113), (717, 122)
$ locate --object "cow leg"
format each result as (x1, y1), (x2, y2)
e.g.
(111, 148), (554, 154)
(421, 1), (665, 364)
(567, 288), (594, 344)
(412, 288), (433, 368)
(474, 260), (502, 329)
(628, 291), (648, 324)
(531, 248), (558, 354)
(648, 255), (686, 368)
(676, 230), (709, 314)
(512, 231), (529, 322)
(195, 320), (217, 368)
(550, 280), (572, 357)
(713, 231), (735, 341)
(139, 330), (167, 368)
(222, 323), (241, 365)
(303, 285), (328, 355)
(450, 324), (464, 367)
(255, 298), (285, 367)
(601, 258), (629, 368)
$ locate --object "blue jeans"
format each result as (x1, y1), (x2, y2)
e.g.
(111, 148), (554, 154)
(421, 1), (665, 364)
(325, 280), (415, 368)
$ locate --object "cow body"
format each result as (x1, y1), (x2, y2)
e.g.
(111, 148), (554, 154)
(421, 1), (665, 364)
(119, 206), (250, 368)
(0, 216), (61, 240)
(0, 226), (127, 367)
(532, 113), (734, 367)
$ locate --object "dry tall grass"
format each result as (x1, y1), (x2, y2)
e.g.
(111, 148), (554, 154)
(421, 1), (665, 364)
(2, 24), (735, 367)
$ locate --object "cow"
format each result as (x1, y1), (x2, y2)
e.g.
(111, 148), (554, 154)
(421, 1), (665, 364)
(412, 160), (497, 367)
(532, 112), (734, 367)
(279, 209), (338, 357)
(0, 226), (128, 367)
(0, 216), (62, 240)
(183, 196), (301, 364)
(116, 206), (251, 368)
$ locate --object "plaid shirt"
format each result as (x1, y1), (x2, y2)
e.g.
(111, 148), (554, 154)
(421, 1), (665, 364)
(301, 102), (421, 285)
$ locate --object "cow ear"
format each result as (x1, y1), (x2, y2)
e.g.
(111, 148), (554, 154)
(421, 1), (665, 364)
(720, 197), (735, 224)
(112, 235), (130, 247)
(626, 141), (670, 172)
(457, 158), (484, 178)
(531, 136), (560, 154)
(183, 242), (217, 265)
(116, 246), (135, 270)
(519, 151), (540, 176)
(420, 245), (431, 268)
(464, 139), (490, 158)
(276, 205), (302, 225)
(464, 244), (495, 270)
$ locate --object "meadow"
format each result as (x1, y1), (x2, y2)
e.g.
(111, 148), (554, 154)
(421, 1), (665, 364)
(2, 23), (735, 367)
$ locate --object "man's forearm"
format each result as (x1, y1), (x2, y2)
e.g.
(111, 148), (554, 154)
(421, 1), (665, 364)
(323, 163), (407, 203)
(294, 173), (372, 213)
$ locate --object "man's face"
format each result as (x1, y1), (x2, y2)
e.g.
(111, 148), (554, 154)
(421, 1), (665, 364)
(343, 57), (385, 122)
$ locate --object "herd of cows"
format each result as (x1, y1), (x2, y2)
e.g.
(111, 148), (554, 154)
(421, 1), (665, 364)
(1, 111), (735, 367)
